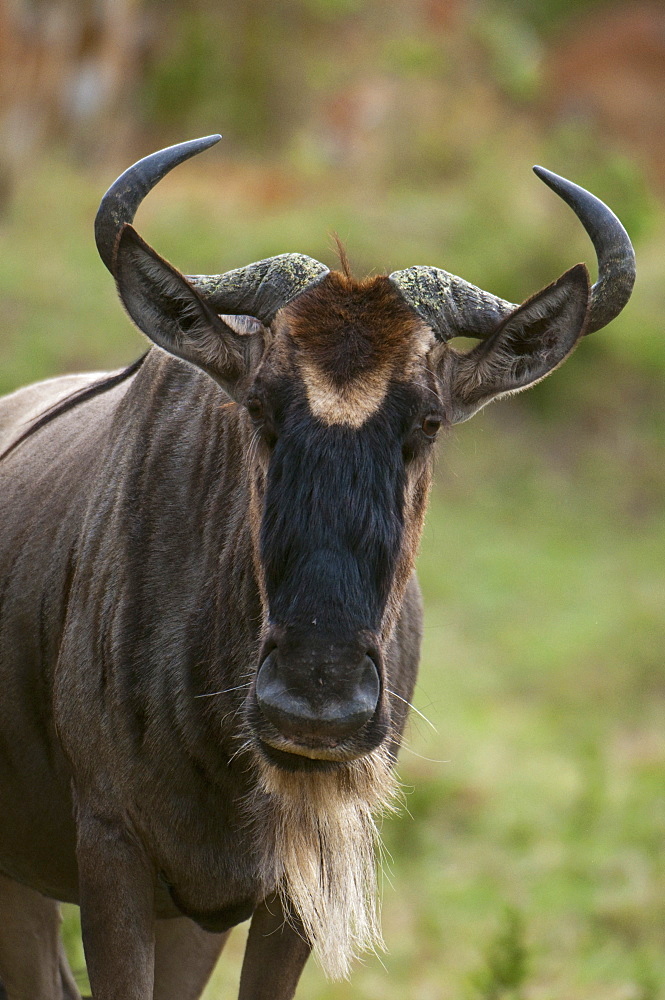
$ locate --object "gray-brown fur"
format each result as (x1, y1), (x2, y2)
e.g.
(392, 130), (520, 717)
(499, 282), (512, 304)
(0, 372), (106, 454)
(0, 138), (633, 1000)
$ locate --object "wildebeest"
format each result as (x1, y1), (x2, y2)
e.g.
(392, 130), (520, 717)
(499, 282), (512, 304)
(0, 135), (634, 1000)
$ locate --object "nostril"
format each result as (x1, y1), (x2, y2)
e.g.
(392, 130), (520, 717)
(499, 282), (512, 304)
(255, 651), (288, 721)
(255, 651), (380, 742)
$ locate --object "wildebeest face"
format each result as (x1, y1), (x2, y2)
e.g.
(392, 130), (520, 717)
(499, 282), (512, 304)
(243, 272), (440, 767)
(103, 141), (630, 778)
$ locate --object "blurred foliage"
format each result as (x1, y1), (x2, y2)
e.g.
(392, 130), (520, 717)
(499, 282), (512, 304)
(470, 908), (528, 998)
(61, 906), (89, 995)
(472, 10), (542, 102)
(1, 0), (663, 997)
(141, 7), (282, 149)
(488, 0), (612, 35)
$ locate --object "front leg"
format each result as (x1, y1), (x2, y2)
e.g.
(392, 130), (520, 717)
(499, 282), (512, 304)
(77, 812), (156, 1000)
(153, 919), (228, 1000)
(0, 872), (80, 1000)
(238, 894), (311, 1000)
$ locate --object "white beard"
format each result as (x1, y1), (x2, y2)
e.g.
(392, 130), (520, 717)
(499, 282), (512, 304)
(250, 746), (398, 980)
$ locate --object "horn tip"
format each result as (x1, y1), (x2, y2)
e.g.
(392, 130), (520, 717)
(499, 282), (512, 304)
(188, 134), (222, 154)
(532, 164), (557, 186)
(532, 164), (586, 203)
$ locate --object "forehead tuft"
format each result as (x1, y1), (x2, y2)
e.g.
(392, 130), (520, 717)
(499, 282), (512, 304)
(281, 271), (430, 388)
(274, 271), (433, 427)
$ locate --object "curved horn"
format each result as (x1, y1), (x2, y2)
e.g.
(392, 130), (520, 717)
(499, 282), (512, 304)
(389, 167), (635, 340)
(95, 136), (329, 322)
(388, 265), (516, 342)
(532, 166), (635, 335)
(95, 135), (222, 273)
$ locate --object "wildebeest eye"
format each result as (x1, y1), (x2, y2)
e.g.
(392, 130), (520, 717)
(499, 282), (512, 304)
(246, 397), (264, 421)
(246, 395), (277, 450)
(421, 414), (442, 439)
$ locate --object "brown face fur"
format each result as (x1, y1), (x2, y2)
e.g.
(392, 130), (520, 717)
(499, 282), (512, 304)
(274, 272), (435, 428)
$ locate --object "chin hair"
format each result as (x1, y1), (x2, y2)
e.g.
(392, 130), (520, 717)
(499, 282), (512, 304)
(249, 745), (398, 980)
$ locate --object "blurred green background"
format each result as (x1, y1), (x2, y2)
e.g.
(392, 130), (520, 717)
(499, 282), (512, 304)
(1, 0), (663, 997)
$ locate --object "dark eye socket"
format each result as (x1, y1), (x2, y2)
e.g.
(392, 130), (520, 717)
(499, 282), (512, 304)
(246, 395), (278, 450)
(421, 414), (442, 439)
(246, 397), (264, 421)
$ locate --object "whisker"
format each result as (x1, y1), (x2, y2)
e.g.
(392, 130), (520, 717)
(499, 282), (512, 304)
(219, 699), (251, 728)
(228, 739), (253, 766)
(387, 689), (438, 732)
(194, 681), (252, 699)
(422, 368), (444, 398)
(400, 743), (451, 765)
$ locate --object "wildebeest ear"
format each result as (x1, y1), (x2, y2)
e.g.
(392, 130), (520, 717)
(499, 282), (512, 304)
(114, 225), (266, 400)
(443, 264), (590, 424)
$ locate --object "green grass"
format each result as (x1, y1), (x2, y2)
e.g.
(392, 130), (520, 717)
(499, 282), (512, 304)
(1, 153), (663, 999)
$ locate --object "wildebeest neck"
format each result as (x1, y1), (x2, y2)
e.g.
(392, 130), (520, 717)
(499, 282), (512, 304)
(78, 352), (263, 777)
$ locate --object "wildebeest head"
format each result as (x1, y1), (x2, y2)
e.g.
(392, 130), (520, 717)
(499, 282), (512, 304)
(96, 136), (634, 771)
(95, 136), (634, 975)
